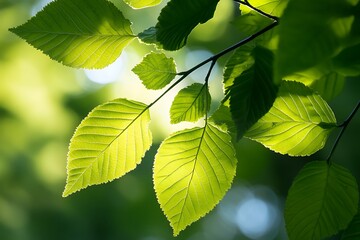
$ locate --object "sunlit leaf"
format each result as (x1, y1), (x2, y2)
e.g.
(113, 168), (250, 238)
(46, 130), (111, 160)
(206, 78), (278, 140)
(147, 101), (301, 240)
(285, 161), (359, 240)
(132, 52), (176, 90)
(341, 211), (360, 240)
(170, 83), (211, 124)
(63, 98), (152, 197)
(9, 0), (135, 69)
(227, 46), (278, 139)
(209, 105), (235, 133)
(276, 0), (356, 80)
(240, 0), (288, 17)
(223, 43), (255, 91)
(156, 0), (219, 50)
(123, 0), (161, 9)
(309, 72), (345, 101)
(154, 123), (237, 236)
(245, 81), (337, 156)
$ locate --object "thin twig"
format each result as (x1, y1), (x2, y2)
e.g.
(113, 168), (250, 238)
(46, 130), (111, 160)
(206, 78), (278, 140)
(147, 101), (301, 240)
(326, 100), (360, 164)
(234, 0), (279, 21)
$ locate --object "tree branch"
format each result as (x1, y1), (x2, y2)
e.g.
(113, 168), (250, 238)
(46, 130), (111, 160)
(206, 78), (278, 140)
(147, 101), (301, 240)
(326, 100), (360, 164)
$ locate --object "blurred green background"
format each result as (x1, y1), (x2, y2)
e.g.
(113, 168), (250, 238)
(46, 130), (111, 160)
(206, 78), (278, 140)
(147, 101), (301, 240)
(0, 0), (359, 239)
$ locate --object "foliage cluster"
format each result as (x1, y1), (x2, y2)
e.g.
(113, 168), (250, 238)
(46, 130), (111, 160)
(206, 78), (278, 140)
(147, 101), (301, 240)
(10, 0), (360, 238)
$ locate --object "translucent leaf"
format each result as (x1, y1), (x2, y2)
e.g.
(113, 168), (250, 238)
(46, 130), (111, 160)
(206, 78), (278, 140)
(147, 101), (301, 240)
(240, 0), (288, 17)
(223, 43), (255, 91)
(276, 0), (356, 79)
(9, 0), (135, 69)
(123, 0), (161, 9)
(156, 0), (219, 50)
(170, 83), (211, 124)
(153, 123), (237, 236)
(285, 161), (359, 240)
(209, 105), (235, 133)
(341, 212), (360, 240)
(245, 81), (337, 156)
(132, 52), (176, 90)
(232, 12), (272, 38)
(309, 72), (345, 101)
(227, 46), (278, 139)
(63, 98), (152, 197)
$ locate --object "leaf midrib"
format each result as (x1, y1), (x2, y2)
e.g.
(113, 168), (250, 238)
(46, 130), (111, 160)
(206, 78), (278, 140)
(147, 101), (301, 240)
(13, 29), (135, 38)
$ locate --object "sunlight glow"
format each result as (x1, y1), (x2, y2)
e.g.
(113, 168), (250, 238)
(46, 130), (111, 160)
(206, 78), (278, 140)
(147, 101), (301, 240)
(84, 52), (128, 84)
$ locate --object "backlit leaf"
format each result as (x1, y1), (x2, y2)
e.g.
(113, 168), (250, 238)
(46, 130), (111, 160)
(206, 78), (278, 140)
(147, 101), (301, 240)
(223, 43), (255, 91)
(10, 0), (135, 69)
(123, 0), (161, 9)
(285, 161), (359, 240)
(240, 0), (288, 17)
(132, 52), (176, 90)
(245, 81), (337, 156)
(170, 83), (211, 124)
(63, 98), (152, 197)
(227, 46), (278, 139)
(309, 72), (345, 101)
(276, 0), (356, 80)
(156, 0), (219, 50)
(154, 123), (237, 236)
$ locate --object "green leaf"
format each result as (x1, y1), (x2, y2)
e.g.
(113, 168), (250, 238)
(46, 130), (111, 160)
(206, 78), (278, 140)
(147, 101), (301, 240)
(276, 0), (355, 80)
(209, 105), (235, 133)
(240, 0), (288, 17)
(309, 72), (345, 101)
(333, 43), (360, 76)
(9, 0), (135, 69)
(227, 46), (278, 139)
(223, 43), (255, 92)
(153, 123), (237, 236)
(63, 98), (152, 197)
(156, 0), (219, 50)
(285, 161), (359, 240)
(245, 81), (337, 156)
(232, 12), (272, 38)
(170, 83), (211, 124)
(132, 52), (177, 90)
(123, 0), (161, 9)
(341, 211), (360, 240)
(137, 27), (159, 46)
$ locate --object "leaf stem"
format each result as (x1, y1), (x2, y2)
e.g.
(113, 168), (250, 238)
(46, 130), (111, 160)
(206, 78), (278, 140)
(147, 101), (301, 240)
(326, 100), (360, 164)
(139, 21), (278, 124)
(234, 0), (279, 21)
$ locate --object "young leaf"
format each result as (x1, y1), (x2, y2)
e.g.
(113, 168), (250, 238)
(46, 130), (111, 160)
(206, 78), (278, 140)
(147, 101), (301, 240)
(153, 123), (237, 236)
(309, 72), (345, 102)
(239, 0), (288, 17)
(123, 0), (161, 9)
(227, 46), (278, 139)
(245, 81), (337, 156)
(9, 0), (135, 69)
(285, 161), (359, 240)
(132, 52), (176, 90)
(63, 98), (152, 197)
(170, 83), (211, 124)
(156, 0), (219, 50)
(276, 0), (356, 80)
(341, 211), (360, 240)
